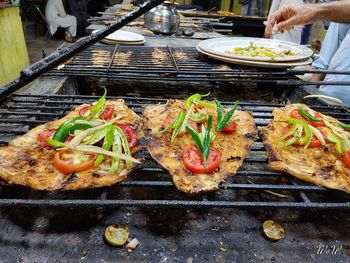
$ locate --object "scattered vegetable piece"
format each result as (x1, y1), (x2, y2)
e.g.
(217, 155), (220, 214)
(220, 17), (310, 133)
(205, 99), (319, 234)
(262, 220), (285, 241)
(215, 100), (238, 132)
(104, 225), (129, 247)
(126, 238), (139, 250)
(303, 94), (343, 104)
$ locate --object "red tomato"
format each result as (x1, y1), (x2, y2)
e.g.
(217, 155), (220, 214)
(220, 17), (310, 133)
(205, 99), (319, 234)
(222, 122), (238, 134)
(162, 114), (198, 133)
(78, 105), (114, 120)
(99, 105), (115, 120)
(182, 145), (222, 174)
(38, 128), (56, 147)
(53, 150), (96, 174)
(78, 106), (91, 117)
(290, 109), (325, 127)
(64, 134), (74, 143)
(115, 123), (138, 150)
(342, 152), (350, 168)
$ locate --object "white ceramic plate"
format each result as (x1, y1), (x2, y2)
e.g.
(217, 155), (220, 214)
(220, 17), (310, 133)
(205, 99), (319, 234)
(105, 30), (145, 42)
(93, 29), (145, 42)
(198, 37), (313, 62)
(196, 45), (312, 68)
(101, 39), (145, 45)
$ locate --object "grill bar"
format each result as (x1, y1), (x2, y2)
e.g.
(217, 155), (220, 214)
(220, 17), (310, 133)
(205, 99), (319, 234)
(0, 199), (348, 209)
(0, 94), (349, 209)
(46, 46), (350, 86)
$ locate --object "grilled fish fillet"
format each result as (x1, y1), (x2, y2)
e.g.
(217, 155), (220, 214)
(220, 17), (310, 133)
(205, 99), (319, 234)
(143, 100), (257, 194)
(260, 103), (350, 193)
(0, 100), (143, 191)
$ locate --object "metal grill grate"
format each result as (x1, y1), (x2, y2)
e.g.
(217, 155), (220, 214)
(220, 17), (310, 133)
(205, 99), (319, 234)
(0, 94), (349, 209)
(47, 46), (296, 83)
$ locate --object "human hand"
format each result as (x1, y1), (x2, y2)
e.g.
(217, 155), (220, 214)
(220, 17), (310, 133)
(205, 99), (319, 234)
(265, 4), (318, 37)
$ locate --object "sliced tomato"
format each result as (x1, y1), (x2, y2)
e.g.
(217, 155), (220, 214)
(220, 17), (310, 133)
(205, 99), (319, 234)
(38, 128), (56, 147)
(115, 123), (138, 150)
(53, 150), (96, 174)
(162, 114), (198, 133)
(290, 109), (325, 127)
(182, 145), (222, 174)
(99, 105), (115, 120)
(78, 106), (91, 117)
(342, 152), (350, 168)
(222, 122), (238, 134)
(64, 134), (74, 143)
(78, 105), (115, 120)
(289, 109), (303, 119)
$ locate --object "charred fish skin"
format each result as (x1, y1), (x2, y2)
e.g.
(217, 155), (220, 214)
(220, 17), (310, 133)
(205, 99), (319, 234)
(143, 100), (257, 194)
(261, 103), (350, 193)
(0, 99), (144, 191)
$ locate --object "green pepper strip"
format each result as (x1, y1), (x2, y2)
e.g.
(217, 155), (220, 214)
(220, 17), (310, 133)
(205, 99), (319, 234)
(114, 126), (132, 169)
(84, 128), (106, 145)
(284, 136), (298, 146)
(52, 117), (92, 143)
(195, 100), (216, 109)
(215, 100), (238, 132)
(298, 107), (321, 122)
(337, 121), (350, 131)
(186, 126), (204, 158)
(171, 110), (186, 142)
(94, 125), (114, 166)
(202, 115), (213, 168)
(186, 115), (213, 168)
(185, 93), (202, 109)
(90, 87), (107, 119)
(327, 133), (346, 154)
(46, 139), (67, 148)
(190, 112), (207, 123)
(109, 132), (122, 173)
(279, 124), (299, 142)
(287, 119), (312, 147)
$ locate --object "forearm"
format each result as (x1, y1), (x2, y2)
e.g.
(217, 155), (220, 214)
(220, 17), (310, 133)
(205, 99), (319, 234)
(316, 0), (350, 23)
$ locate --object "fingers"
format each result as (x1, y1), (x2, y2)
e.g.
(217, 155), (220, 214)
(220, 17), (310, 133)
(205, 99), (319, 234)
(275, 16), (300, 32)
(264, 6), (289, 35)
(265, 15), (277, 36)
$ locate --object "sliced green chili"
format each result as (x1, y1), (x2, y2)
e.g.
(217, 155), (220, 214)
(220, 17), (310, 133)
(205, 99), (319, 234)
(185, 93), (202, 109)
(337, 121), (350, 131)
(171, 110), (186, 142)
(52, 117), (92, 144)
(298, 107), (321, 122)
(190, 113), (207, 123)
(114, 126), (132, 169)
(202, 115), (212, 168)
(94, 125), (114, 166)
(90, 87), (107, 119)
(46, 139), (67, 148)
(216, 100), (238, 132)
(109, 133), (122, 173)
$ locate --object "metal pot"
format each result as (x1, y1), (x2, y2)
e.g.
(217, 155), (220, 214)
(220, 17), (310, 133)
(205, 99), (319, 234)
(144, 2), (180, 35)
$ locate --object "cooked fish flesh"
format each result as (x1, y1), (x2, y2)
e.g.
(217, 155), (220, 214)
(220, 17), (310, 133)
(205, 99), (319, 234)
(143, 100), (257, 194)
(0, 100), (143, 191)
(260, 103), (350, 193)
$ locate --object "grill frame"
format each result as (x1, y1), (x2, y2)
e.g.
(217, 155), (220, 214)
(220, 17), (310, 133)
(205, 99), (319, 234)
(46, 45), (350, 86)
(0, 94), (349, 209)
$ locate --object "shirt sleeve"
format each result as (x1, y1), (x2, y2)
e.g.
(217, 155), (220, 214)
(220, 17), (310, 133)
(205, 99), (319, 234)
(56, 0), (67, 17)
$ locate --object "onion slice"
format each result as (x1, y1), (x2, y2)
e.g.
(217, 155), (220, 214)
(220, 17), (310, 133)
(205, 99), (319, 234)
(303, 95), (343, 104)
(57, 145), (140, 164)
(308, 125), (326, 146)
